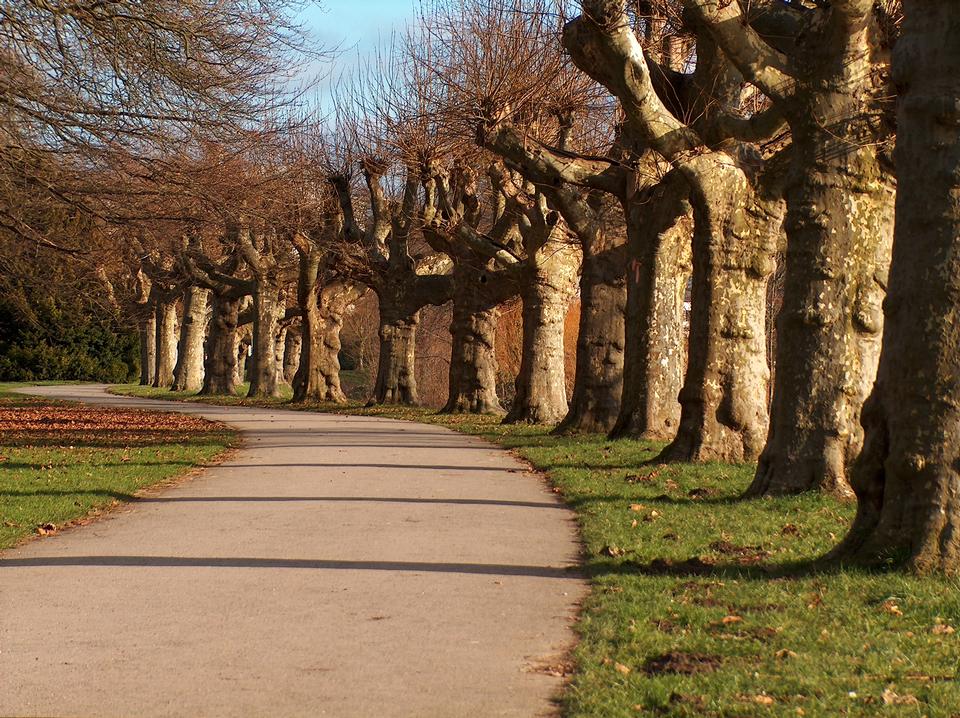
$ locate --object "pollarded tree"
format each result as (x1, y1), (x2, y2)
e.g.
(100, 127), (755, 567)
(427, 0), (630, 432)
(829, 0), (960, 572)
(329, 159), (453, 406)
(494, 167), (581, 425)
(566, 0), (786, 462)
(422, 157), (524, 414)
(682, 0), (899, 496)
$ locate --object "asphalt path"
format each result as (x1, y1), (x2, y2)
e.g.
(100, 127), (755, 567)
(0, 385), (585, 717)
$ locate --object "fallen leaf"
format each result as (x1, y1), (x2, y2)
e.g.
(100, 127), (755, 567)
(932, 623), (955, 635)
(629, 504), (646, 512)
(603, 545), (626, 558)
(753, 695), (775, 705)
(881, 599), (903, 617)
(775, 649), (798, 660)
(881, 686), (919, 706)
(722, 615), (743, 624)
(614, 662), (632, 675)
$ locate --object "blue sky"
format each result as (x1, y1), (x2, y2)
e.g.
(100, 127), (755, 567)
(297, 1), (418, 109)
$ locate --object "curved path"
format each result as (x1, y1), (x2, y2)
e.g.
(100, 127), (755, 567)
(0, 385), (585, 717)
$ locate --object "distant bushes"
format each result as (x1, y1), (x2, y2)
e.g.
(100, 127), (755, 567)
(0, 295), (138, 383)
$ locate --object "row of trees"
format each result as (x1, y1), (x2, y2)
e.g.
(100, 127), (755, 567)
(3, 0), (958, 573)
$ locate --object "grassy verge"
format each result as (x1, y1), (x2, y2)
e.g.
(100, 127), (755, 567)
(111, 383), (960, 717)
(0, 383), (236, 549)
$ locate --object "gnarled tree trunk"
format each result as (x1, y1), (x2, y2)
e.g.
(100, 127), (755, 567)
(200, 292), (240, 396)
(505, 237), (580, 425)
(373, 310), (420, 405)
(556, 240), (625, 434)
(750, 141), (894, 496)
(152, 292), (178, 388)
(611, 173), (691, 440)
(442, 263), (513, 415)
(282, 326), (301, 385)
(658, 156), (781, 463)
(247, 282), (283, 398)
(171, 285), (208, 392)
(138, 304), (157, 386)
(830, 0), (960, 572)
(292, 251), (361, 403)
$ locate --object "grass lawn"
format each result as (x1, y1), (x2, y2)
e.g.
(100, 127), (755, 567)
(0, 383), (235, 550)
(112, 383), (960, 717)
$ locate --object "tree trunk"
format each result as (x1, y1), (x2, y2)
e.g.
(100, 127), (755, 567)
(442, 264), (511, 415)
(658, 156), (780, 463)
(152, 294), (178, 388)
(283, 327), (302, 385)
(611, 175), (691, 440)
(292, 252), (360, 404)
(373, 310), (420, 405)
(556, 237), (626, 434)
(505, 238), (580, 424)
(247, 282), (283, 398)
(200, 293), (240, 396)
(829, 0), (960, 572)
(138, 304), (156, 386)
(749, 145), (894, 497)
(273, 324), (288, 389)
(171, 285), (208, 392)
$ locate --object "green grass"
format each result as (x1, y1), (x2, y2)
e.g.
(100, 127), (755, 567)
(111, 383), (960, 717)
(0, 383), (236, 549)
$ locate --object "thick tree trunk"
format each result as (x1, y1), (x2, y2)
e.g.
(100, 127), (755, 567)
(200, 293), (240, 396)
(282, 327), (302, 385)
(505, 239), (580, 425)
(292, 252), (360, 404)
(235, 332), (250, 387)
(138, 305), (156, 386)
(830, 1), (960, 572)
(272, 324), (288, 389)
(749, 147), (894, 497)
(373, 310), (420, 405)
(658, 157), (780, 463)
(171, 285), (208, 392)
(152, 295), (178, 388)
(611, 176), (691, 440)
(247, 283), (283, 398)
(556, 238), (626, 434)
(442, 264), (512, 415)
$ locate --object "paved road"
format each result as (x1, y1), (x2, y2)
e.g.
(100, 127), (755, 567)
(0, 385), (585, 717)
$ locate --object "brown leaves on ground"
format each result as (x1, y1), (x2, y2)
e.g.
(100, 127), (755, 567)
(642, 651), (722, 676)
(0, 405), (226, 448)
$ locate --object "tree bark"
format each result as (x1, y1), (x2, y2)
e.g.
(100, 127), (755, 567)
(247, 282), (283, 398)
(611, 173), (691, 440)
(442, 263), (514, 415)
(152, 292), (178, 388)
(556, 239), (625, 434)
(171, 285), (208, 392)
(200, 292), (240, 396)
(138, 304), (156, 386)
(829, 0), (960, 572)
(282, 326), (301, 385)
(658, 156), (781, 463)
(504, 233), (580, 425)
(373, 310), (420, 405)
(749, 122), (894, 494)
(292, 250), (362, 403)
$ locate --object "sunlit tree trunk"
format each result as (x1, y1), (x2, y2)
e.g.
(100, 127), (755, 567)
(171, 285), (208, 392)
(830, 0), (960, 572)
(200, 292), (240, 396)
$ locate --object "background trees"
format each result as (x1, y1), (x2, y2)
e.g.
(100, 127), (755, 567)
(10, 0), (960, 573)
